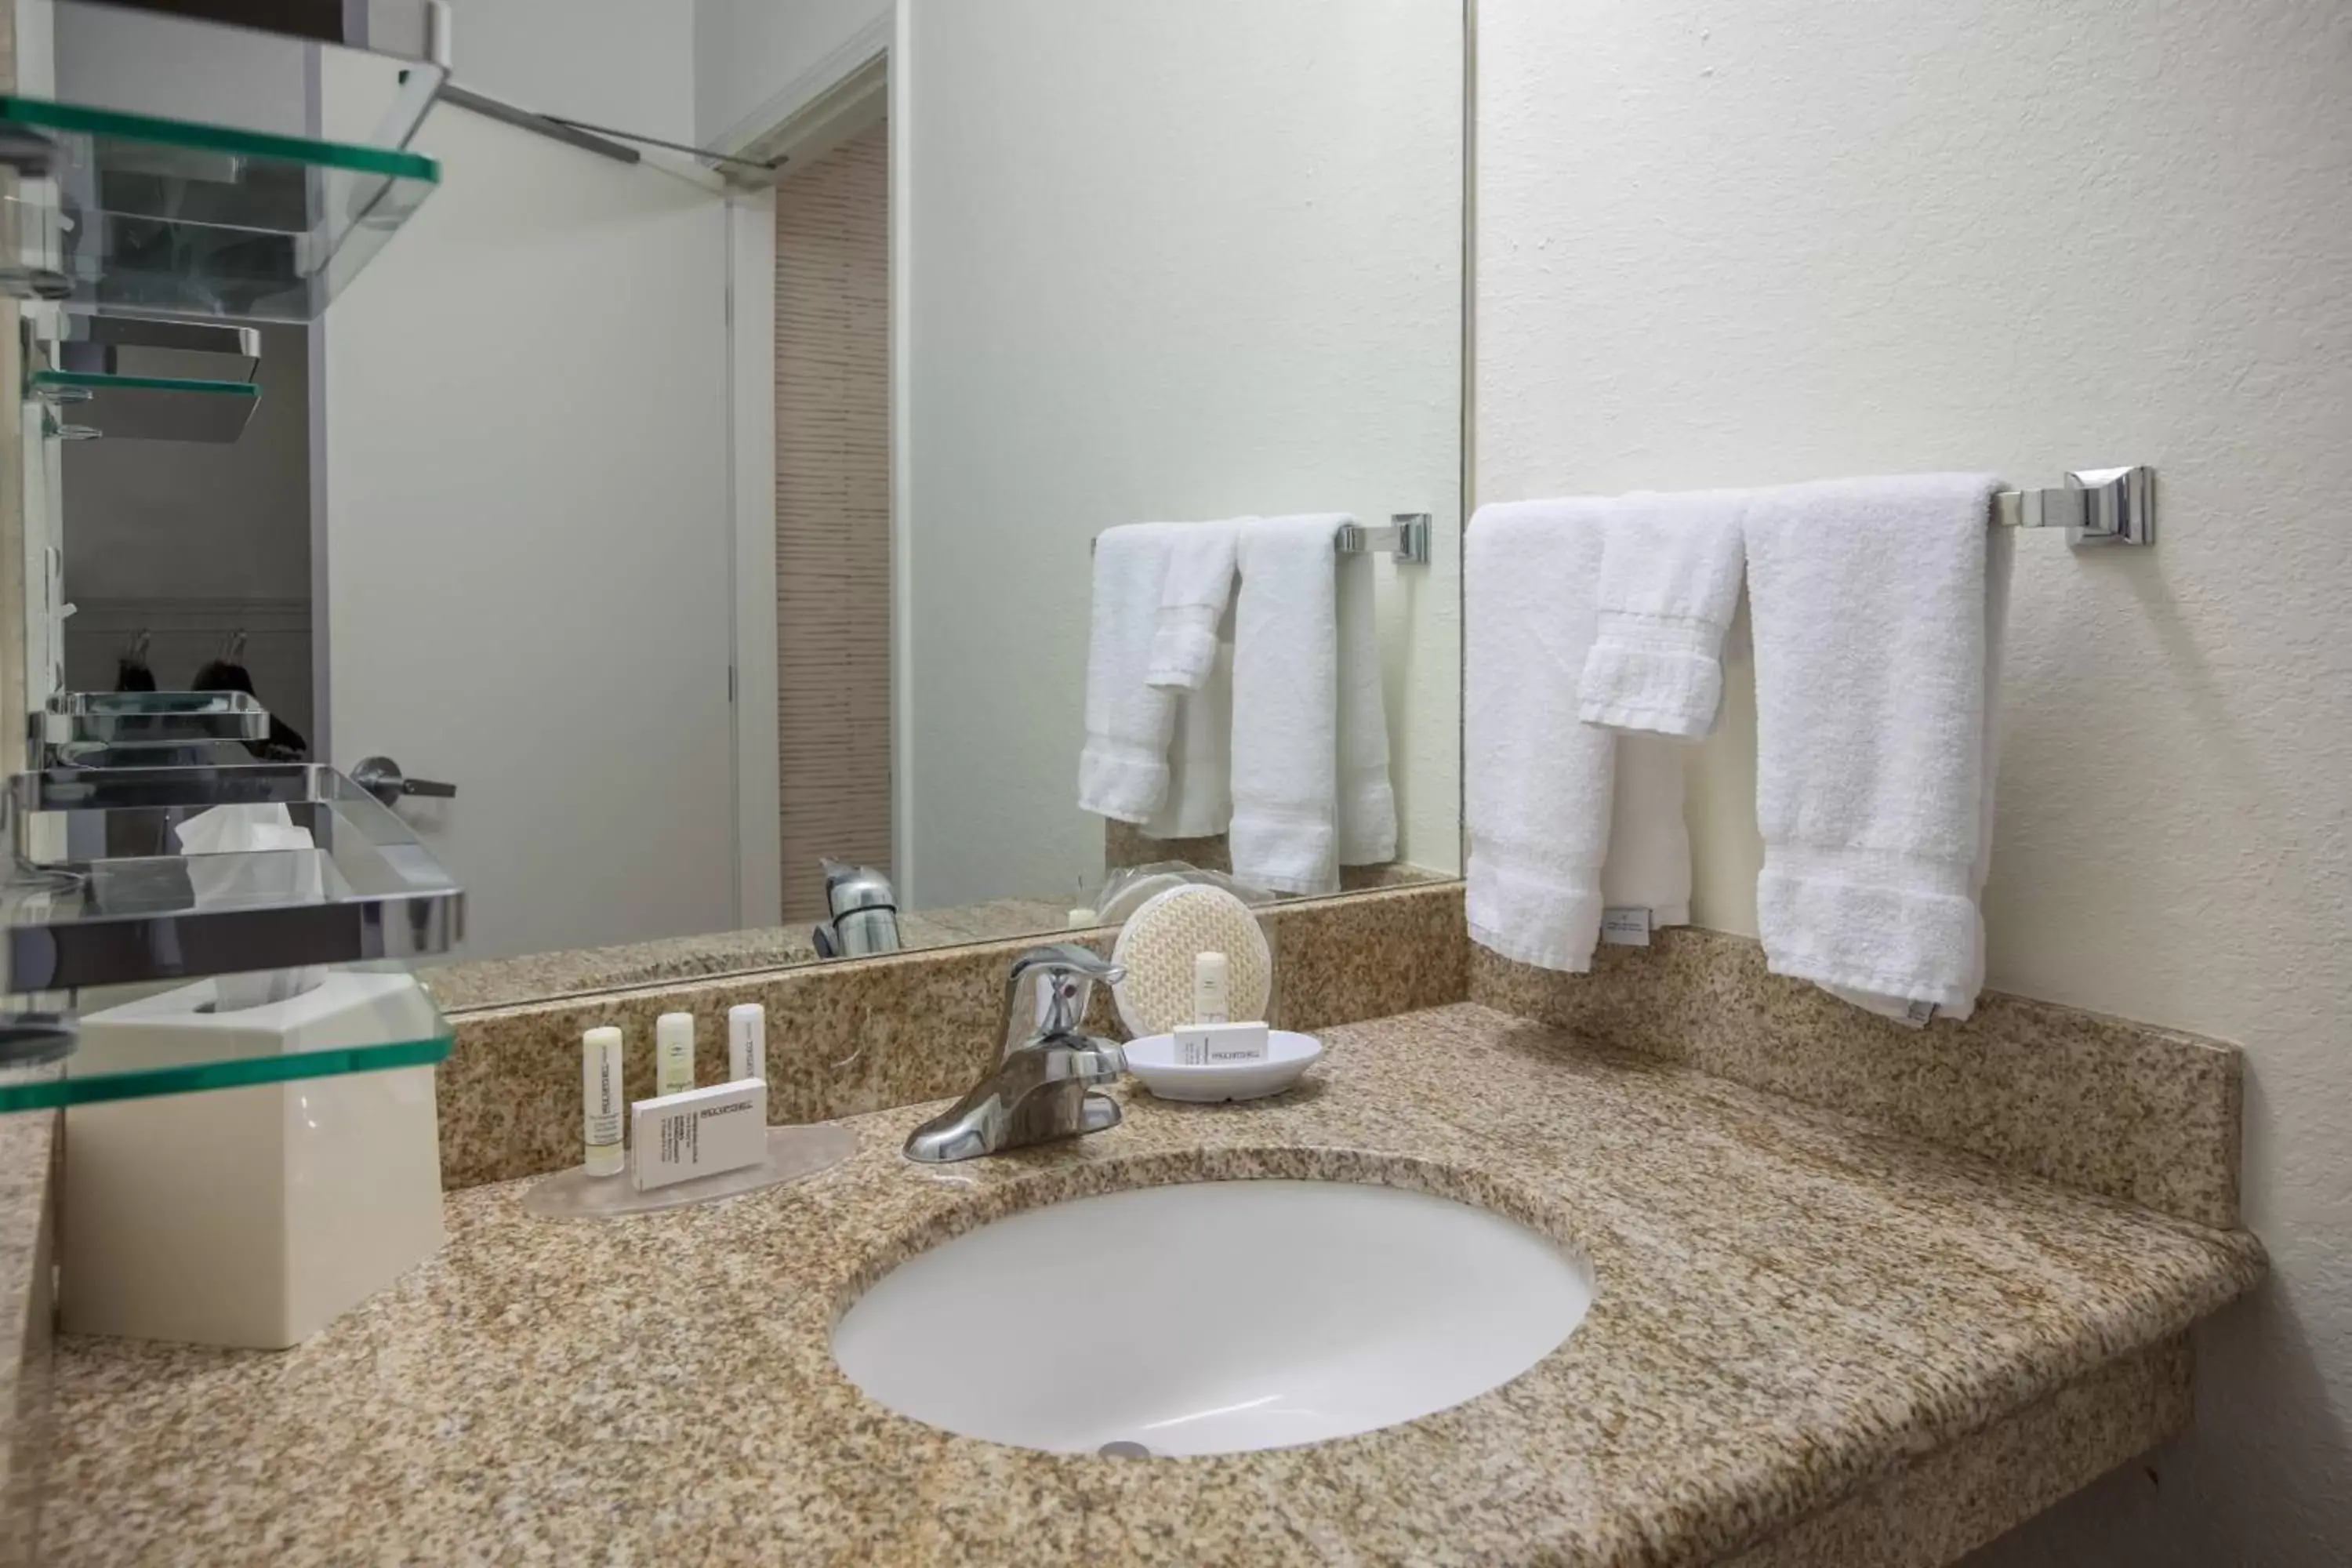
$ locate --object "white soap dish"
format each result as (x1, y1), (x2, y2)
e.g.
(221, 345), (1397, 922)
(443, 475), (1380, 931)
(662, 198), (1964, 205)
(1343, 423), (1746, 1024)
(1123, 1031), (1322, 1103)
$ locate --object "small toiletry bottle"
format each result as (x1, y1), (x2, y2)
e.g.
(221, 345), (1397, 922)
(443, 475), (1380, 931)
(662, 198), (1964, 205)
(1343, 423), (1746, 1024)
(655, 1011), (696, 1098)
(728, 1002), (767, 1083)
(583, 1025), (625, 1178)
(1194, 950), (1230, 1025)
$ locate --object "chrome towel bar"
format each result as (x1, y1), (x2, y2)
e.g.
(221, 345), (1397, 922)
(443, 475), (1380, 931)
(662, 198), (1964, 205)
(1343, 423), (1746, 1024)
(1992, 465), (2154, 546)
(1091, 513), (1434, 564)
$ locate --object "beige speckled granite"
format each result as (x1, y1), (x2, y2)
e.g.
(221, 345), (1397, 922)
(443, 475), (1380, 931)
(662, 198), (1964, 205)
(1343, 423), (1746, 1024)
(0, 1111), (53, 1568)
(1472, 931), (2243, 1229)
(436, 881), (1468, 1190)
(430, 874), (1452, 1013)
(45, 1004), (2259, 1566)
(423, 898), (1078, 1012)
(1726, 1337), (2190, 1568)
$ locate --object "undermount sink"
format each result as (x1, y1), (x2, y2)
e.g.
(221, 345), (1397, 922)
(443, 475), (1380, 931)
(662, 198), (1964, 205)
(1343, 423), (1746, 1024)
(831, 1178), (1595, 1457)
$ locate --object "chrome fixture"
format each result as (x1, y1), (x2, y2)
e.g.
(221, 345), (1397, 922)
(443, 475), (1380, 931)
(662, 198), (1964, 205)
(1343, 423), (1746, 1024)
(1337, 513), (1435, 564)
(437, 83), (787, 175)
(1991, 465), (2155, 547)
(813, 859), (900, 959)
(903, 946), (1128, 1163)
(352, 755), (457, 808)
(1091, 512), (1436, 565)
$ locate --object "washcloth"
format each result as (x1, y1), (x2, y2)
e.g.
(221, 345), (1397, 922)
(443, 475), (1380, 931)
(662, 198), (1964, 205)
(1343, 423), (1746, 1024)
(1229, 514), (1348, 895)
(1335, 546), (1399, 866)
(1078, 522), (1182, 822)
(1142, 638), (1234, 840)
(1745, 472), (2008, 1020)
(1466, 499), (1695, 971)
(1148, 519), (1242, 691)
(1577, 488), (1749, 740)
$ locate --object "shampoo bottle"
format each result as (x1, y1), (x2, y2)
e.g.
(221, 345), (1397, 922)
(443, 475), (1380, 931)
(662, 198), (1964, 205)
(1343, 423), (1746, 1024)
(728, 1002), (767, 1083)
(582, 1025), (625, 1177)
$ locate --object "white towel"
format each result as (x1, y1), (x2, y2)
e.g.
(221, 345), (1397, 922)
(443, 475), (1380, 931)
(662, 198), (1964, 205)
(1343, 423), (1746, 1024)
(1745, 473), (2008, 1021)
(1148, 519), (1242, 692)
(1335, 548), (1398, 867)
(1466, 499), (1696, 971)
(1603, 735), (1693, 928)
(1141, 638), (1233, 840)
(1229, 515), (1347, 895)
(1078, 523), (1182, 823)
(1577, 488), (1749, 740)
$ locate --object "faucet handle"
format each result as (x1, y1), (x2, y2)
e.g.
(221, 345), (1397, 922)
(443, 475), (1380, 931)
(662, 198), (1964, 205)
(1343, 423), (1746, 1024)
(1003, 945), (1124, 1047)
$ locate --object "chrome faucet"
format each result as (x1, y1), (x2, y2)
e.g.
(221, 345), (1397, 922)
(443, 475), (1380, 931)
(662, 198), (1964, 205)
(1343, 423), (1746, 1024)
(903, 945), (1127, 1163)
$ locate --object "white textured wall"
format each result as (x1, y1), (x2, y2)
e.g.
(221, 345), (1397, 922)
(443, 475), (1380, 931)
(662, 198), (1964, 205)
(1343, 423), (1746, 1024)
(900, 0), (1465, 912)
(445, 0), (698, 144)
(1479, 1), (2352, 1560)
(694, 0), (886, 149)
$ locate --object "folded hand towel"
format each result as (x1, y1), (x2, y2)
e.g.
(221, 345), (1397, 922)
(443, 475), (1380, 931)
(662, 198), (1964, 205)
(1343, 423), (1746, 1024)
(1335, 547), (1399, 867)
(1466, 499), (1696, 971)
(1142, 638), (1234, 840)
(1079, 523), (1183, 823)
(1230, 515), (1348, 895)
(1745, 473), (2008, 1020)
(1577, 488), (1749, 740)
(1148, 519), (1242, 691)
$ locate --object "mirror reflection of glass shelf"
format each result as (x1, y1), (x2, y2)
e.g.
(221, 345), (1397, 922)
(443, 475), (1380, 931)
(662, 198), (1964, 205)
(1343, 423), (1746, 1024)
(0, 962), (454, 1112)
(39, 690), (269, 746)
(26, 368), (260, 442)
(0, 96), (440, 321)
(3, 764), (465, 993)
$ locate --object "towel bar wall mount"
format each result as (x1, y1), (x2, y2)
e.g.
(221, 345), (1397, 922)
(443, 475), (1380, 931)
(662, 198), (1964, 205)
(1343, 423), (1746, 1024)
(1089, 514), (1433, 564)
(1992, 465), (2154, 546)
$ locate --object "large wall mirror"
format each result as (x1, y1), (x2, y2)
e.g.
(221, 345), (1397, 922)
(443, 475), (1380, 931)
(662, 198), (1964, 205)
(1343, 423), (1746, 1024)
(34, 0), (1466, 1009)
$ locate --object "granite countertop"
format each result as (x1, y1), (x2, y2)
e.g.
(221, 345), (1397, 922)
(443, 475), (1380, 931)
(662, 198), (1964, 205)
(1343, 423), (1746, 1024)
(42, 1004), (2261, 1566)
(419, 900), (1071, 1012)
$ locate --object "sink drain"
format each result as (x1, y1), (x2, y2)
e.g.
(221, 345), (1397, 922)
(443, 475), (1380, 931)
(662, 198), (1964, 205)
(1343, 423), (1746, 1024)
(1096, 1440), (1154, 1460)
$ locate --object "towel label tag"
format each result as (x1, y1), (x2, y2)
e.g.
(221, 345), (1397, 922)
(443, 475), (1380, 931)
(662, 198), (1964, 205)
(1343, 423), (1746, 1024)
(1897, 1000), (1938, 1029)
(1600, 908), (1654, 947)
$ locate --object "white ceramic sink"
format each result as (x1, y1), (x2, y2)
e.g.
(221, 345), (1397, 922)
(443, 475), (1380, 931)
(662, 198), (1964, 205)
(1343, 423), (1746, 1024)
(832, 1179), (1595, 1456)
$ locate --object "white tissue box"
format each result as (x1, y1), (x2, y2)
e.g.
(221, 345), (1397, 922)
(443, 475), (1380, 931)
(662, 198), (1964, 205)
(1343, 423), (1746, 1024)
(62, 971), (448, 1349)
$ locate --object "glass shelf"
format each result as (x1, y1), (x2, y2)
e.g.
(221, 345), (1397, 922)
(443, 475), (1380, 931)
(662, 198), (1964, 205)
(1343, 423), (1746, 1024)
(2, 764), (465, 992)
(0, 963), (454, 1112)
(27, 368), (260, 442)
(38, 690), (268, 746)
(0, 96), (440, 321)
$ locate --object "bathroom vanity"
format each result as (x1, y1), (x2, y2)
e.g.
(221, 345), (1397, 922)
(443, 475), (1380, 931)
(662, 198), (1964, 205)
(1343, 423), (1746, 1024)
(40, 987), (2257, 1565)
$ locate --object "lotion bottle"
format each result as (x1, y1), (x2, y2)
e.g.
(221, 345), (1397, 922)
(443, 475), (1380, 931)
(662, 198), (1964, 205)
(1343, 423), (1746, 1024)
(1193, 951), (1231, 1025)
(655, 1011), (695, 1098)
